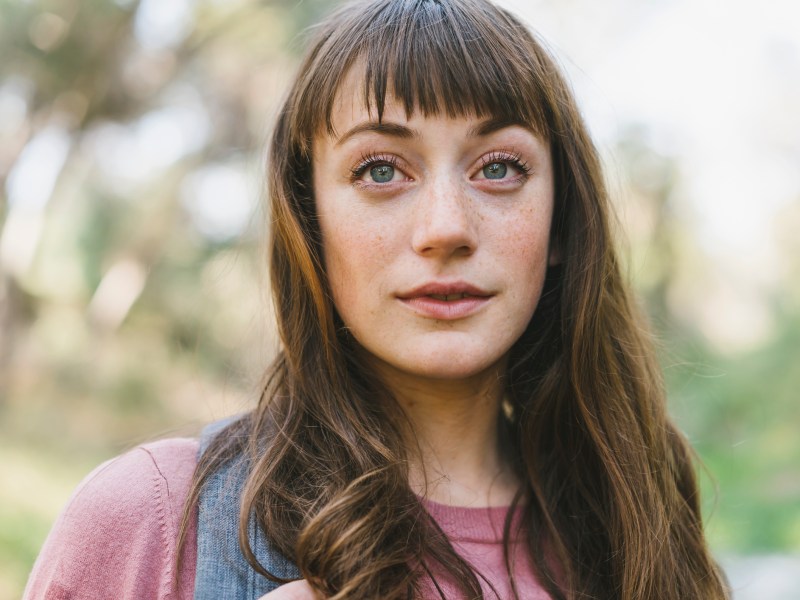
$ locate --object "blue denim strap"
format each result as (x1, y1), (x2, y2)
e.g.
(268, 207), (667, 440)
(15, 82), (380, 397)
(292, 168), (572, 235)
(194, 417), (301, 600)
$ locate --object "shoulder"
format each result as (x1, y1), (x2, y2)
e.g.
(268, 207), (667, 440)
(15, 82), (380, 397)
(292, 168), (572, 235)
(76, 438), (200, 512)
(24, 438), (200, 600)
(56, 438), (199, 552)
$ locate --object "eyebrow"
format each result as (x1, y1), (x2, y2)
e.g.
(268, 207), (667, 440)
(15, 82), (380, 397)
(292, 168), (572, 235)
(333, 116), (533, 147)
(467, 117), (528, 137)
(334, 122), (418, 146)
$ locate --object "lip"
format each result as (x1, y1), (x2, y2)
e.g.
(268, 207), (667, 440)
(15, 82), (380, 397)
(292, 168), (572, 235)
(396, 281), (494, 320)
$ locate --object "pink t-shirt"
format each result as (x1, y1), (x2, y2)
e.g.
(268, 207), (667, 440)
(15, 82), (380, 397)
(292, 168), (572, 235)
(23, 439), (551, 599)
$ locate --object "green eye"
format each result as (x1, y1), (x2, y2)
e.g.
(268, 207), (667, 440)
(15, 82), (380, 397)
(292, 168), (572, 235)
(370, 164), (395, 183)
(483, 162), (507, 179)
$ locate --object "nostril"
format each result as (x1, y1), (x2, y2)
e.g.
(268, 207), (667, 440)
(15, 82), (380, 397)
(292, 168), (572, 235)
(411, 196), (478, 256)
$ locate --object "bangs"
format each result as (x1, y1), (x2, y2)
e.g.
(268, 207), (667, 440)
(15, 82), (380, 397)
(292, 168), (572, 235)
(297, 0), (554, 144)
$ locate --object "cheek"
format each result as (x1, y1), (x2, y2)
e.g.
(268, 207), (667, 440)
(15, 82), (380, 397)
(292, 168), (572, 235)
(322, 213), (392, 315)
(502, 204), (551, 261)
(499, 209), (552, 303)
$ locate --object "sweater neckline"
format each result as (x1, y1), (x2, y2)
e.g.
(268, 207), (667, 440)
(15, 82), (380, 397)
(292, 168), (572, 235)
(421, 497), (526, 543)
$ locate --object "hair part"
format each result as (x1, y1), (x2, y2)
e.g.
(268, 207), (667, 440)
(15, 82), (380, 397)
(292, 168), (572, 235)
(180, 1), (730, 598)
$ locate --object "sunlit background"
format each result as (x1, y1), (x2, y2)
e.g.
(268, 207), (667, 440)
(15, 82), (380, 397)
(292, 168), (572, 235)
(1, 0), (798, 598)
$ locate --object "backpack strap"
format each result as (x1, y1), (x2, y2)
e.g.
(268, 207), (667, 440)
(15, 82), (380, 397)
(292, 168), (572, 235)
(194, 416), (301, 599)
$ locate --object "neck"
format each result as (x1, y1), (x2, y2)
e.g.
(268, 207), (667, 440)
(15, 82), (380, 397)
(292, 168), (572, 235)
(373, 361), (519, 508)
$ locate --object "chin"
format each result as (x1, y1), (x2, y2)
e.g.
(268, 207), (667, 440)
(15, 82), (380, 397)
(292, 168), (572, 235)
(351, 329), (514, 384)
(388, 349), (507, 382)
(409, 364), (488, 381)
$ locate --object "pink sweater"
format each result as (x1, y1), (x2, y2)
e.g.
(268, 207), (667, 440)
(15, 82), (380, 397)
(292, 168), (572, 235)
(24, 439), (551, 599)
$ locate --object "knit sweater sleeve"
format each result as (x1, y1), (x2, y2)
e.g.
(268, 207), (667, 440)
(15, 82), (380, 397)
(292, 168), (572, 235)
(23, 438), (200, 600)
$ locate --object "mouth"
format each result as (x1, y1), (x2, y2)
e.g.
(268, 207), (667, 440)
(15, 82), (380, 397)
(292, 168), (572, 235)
(396, 282), (494, 320)
(397, 281), (492, 300)
(426, 292), (480, 301)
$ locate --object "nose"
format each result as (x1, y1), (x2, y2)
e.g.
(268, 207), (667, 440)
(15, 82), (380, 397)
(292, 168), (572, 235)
(411, 177), (478, 258)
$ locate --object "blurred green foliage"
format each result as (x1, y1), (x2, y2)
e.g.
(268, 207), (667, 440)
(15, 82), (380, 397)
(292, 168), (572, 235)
(1, 0), (798, 598)
(667, 319), (800, 552)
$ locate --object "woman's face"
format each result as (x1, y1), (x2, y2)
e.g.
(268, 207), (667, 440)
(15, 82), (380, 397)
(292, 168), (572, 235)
(312, 71), (556, 384)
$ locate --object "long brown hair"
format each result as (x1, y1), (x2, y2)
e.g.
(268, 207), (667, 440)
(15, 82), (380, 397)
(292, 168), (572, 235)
(180, 0), (729, 598)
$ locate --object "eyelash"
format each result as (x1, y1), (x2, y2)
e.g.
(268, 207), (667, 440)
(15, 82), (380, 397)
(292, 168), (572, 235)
(480, 150), (531, 178)
(348, 149), (532, 184)
(350, 152), (399, 181)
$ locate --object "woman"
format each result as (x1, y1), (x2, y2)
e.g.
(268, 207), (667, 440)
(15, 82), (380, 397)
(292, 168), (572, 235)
(24, 0), (730, 598)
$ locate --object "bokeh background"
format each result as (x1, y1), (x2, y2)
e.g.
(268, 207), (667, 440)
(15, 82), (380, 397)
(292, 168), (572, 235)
(1, 0), (798, 598)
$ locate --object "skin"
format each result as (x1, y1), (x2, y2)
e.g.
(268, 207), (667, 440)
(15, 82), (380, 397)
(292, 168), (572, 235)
(260, 580), (319, 600)
(261, 67), (555, 598)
